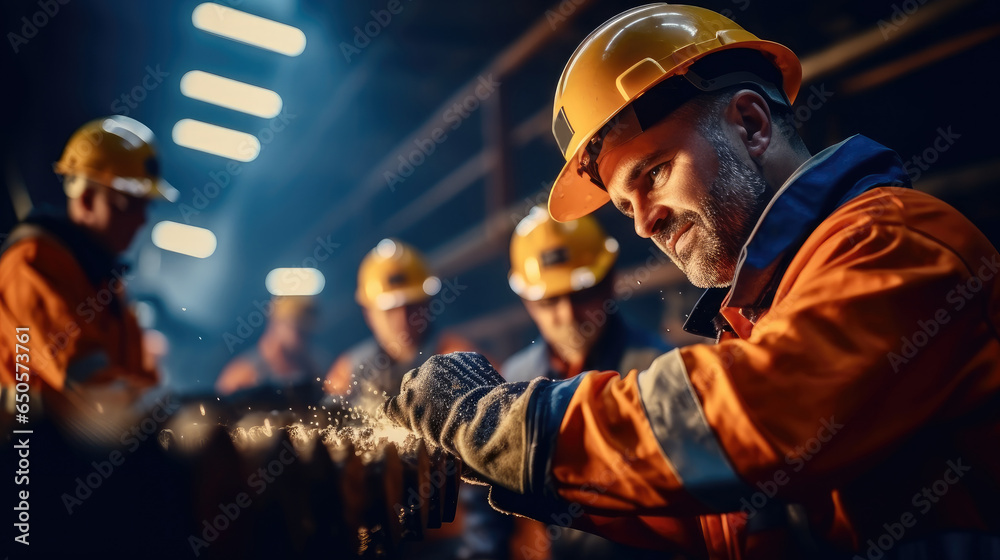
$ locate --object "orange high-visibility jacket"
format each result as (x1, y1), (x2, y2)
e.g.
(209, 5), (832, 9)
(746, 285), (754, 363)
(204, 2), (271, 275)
(0, 217), (156, 393)
(481, 316), (672, 560)
(520, 136), (1000, 559)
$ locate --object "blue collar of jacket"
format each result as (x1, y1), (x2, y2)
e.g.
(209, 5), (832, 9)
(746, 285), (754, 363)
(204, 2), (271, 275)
(684, 135), (912, 338)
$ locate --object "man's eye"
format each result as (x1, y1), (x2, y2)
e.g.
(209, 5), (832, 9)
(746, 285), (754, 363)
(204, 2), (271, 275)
(649, 162), (669, 181)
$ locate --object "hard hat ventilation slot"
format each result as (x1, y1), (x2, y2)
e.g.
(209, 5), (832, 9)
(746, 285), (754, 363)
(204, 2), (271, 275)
(553, 106), (574, 157)
(387, 272), (408, 286)
(541, 247), (569, 267)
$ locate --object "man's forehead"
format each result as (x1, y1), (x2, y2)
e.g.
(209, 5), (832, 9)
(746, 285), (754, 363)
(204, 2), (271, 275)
(598, 114), (692, 190)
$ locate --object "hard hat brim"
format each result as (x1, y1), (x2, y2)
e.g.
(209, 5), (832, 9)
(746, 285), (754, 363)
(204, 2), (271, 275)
(154, 178), (180, 202)
(54, 162), (178, 203)
(357, 285), (432, 311)
(548, 161), (611, 223)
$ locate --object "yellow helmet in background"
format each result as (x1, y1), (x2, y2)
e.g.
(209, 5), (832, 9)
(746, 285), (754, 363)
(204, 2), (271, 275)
(509, 206), (619, 301)
(356, 239), (441, 310)
(55, 115), (178, 202)
(548, 3), (801, 222)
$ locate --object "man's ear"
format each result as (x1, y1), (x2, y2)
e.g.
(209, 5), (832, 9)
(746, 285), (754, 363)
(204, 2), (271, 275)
(521, 297), (541, 323)
(361, 306), (374, 330)
(724, 89), (772, 163)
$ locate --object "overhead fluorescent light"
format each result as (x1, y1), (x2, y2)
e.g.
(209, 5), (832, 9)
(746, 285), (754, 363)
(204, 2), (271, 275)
(151, 221), (218, 258)
(172, 119), (260, 161)
(180, 71), (283, 118)
(192, 3), (306, 56)
(266, 268), (325, 296)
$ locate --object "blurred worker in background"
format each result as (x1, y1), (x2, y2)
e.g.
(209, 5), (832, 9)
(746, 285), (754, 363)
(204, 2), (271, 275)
(464, 206), (670, 560)
(325, 237), (481, 559)
(0, 115), (177, 418)
(216, 295), (329, 406)
(384, 4), (1000, 559)
(504, 206), (668, 381)
(324, 238), (477, 413)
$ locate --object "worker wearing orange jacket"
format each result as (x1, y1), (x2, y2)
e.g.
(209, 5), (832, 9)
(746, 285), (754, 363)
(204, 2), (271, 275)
(383, 5), (1000, 559)
(1, 116), (176, 416)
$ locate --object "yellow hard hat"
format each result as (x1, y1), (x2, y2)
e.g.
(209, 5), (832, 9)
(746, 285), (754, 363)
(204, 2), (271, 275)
(356, 239), (441, 310)
(54, 115), (178, 202)
(548, 3), (801, 222)
(509, 206), (619, 301)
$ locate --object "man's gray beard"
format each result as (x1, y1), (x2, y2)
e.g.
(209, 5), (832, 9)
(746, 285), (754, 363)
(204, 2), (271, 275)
(662, 130), (772, 288)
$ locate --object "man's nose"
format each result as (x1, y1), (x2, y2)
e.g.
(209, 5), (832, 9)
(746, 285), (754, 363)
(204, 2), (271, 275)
(552, 296), (574, 325)
(633, 197), (669, 239)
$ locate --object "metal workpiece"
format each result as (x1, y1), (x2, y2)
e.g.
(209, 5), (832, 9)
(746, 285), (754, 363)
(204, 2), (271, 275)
(6, 404), (464, 559)
(172, 411), (465, 558)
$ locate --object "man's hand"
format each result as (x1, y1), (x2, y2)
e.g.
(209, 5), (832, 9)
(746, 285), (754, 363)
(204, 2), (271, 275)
(382, 352), (544, 492)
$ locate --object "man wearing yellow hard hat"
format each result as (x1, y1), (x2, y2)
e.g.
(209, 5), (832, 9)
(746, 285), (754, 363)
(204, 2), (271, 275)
(466, 205), (672, 560)
(0, 116), (176, 412)
(504, 206), (668, 381)
(323, 238), (479, 414)
(383, 5), (1000, 558)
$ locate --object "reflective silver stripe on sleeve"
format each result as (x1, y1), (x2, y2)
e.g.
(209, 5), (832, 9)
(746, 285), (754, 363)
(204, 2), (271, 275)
(66, 351), (111, 384)
(637, 349), (753, 512)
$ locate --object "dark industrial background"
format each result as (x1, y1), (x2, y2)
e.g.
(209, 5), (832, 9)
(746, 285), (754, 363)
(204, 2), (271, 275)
(2, 0), (998, 394)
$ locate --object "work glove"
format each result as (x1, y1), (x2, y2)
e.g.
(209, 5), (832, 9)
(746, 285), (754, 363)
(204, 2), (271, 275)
(381, 352), (547, 493)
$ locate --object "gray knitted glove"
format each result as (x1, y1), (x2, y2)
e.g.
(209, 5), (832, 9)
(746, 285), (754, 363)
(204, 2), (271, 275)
(382, 352), (545, 492)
